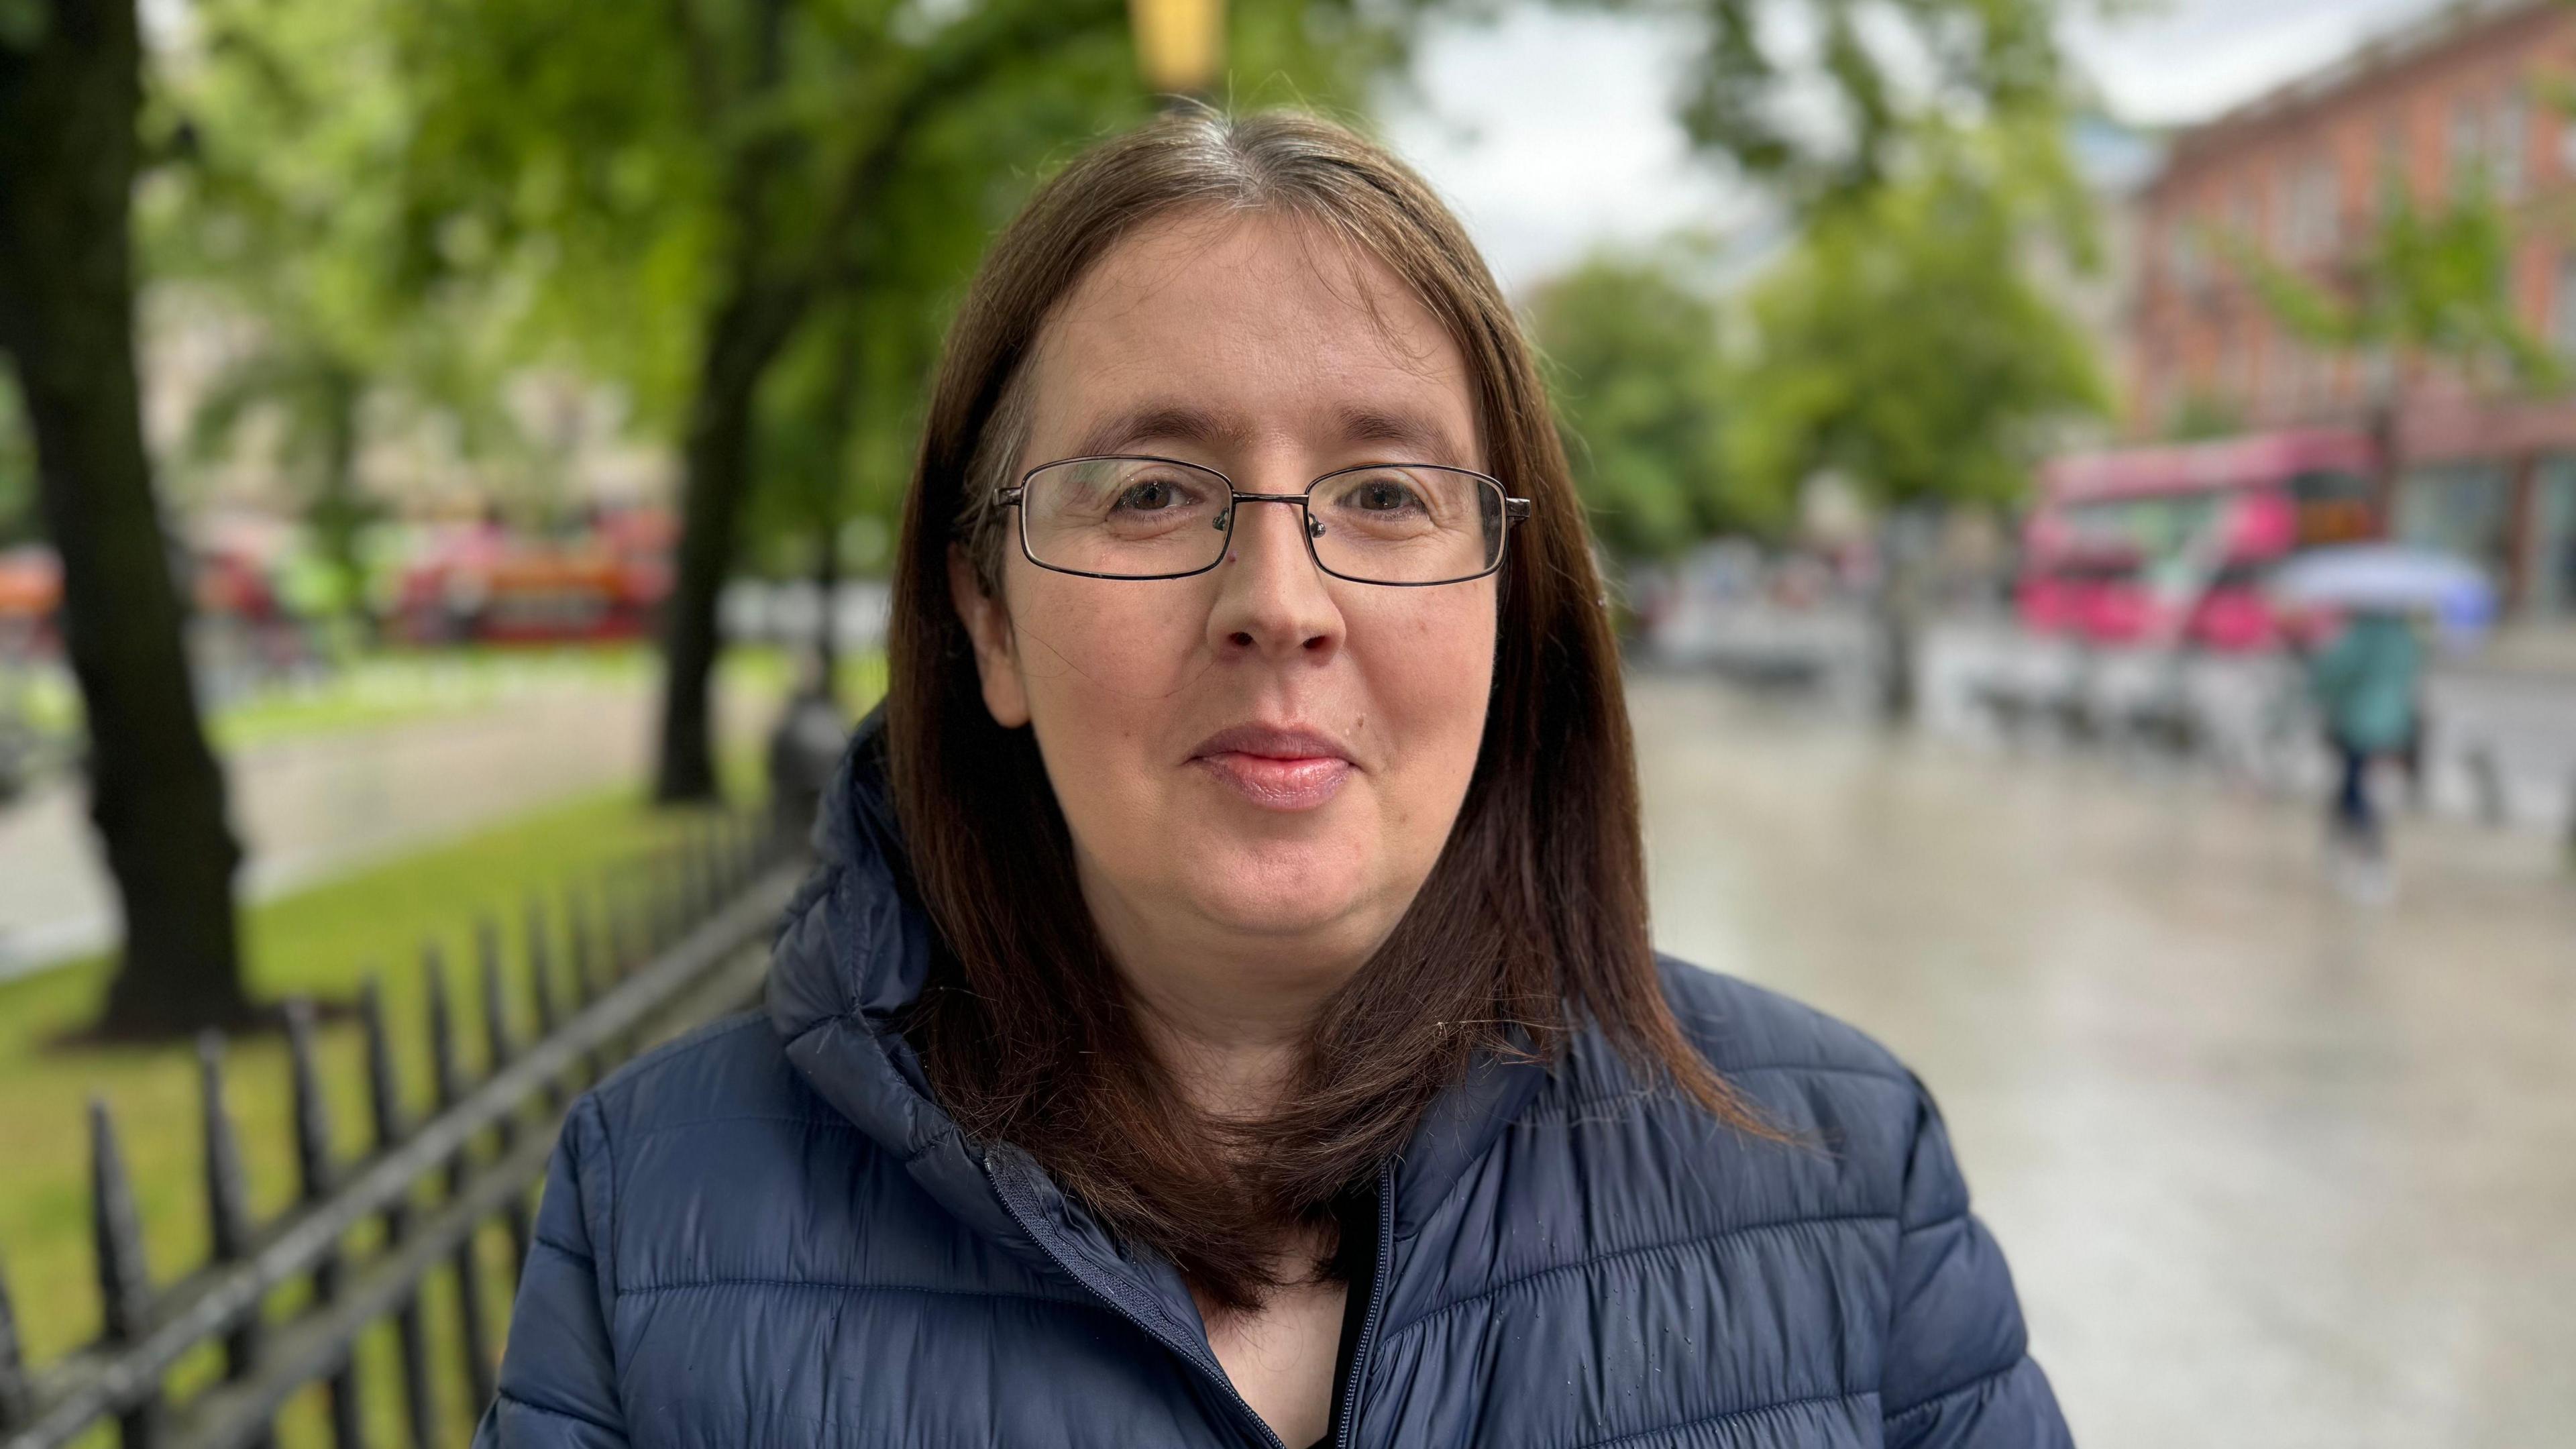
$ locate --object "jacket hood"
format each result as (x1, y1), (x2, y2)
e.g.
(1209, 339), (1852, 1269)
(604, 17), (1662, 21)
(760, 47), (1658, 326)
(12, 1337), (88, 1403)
(765, 708), (1548, 1300)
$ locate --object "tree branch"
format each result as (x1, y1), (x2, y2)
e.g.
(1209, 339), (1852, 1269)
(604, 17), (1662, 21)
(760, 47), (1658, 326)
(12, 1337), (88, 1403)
(799, 0), (1126, 304)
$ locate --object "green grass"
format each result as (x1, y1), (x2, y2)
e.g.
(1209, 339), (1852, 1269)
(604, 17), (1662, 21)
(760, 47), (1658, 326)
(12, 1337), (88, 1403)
(210, 646), (653, 753)
(0, 651), (883, 1444)
(0, 786), (717, 1338)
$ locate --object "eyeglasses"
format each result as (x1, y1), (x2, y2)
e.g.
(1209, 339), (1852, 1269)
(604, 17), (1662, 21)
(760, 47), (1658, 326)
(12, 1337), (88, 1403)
(996, 455), (1532, 586)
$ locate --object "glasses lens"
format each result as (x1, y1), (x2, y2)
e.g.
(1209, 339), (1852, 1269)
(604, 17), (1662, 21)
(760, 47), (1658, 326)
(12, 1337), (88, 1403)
(1307, 466), (1503, 584)
(1021, 458), (1231, 578)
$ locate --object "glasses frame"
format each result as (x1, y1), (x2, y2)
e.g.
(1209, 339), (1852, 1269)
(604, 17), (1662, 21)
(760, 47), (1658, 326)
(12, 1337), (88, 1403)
(996, 454), (1534, 586)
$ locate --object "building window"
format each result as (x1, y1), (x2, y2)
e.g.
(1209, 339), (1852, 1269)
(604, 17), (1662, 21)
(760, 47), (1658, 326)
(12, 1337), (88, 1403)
(2493, 90), (2527, 199)
(2166, 219), (2203, 292)
(2533, 459), (2576, 619)
(2450, 95), (2486, 196)
(2396, 463), (2516, 582)
(2553, 252), (2576, 357)
(2231, 186), (2259, 243)
(2281, 159), (2338, 256)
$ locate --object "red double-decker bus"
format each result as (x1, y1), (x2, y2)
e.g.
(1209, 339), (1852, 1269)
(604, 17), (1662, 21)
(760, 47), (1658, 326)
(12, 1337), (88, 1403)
(2021, 429), (2381, 652)
(387, 509), (674, 646)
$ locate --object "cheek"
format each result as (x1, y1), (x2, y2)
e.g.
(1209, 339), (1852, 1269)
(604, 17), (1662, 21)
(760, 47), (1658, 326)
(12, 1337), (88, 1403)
(1004, 569), (1211, 814)
(1007, 568), (1209, 715)
(1349, 589), (1497, 796)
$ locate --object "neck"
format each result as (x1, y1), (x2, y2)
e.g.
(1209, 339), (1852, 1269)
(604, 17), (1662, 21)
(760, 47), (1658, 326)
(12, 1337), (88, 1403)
(1078, 871), (1378, 1122)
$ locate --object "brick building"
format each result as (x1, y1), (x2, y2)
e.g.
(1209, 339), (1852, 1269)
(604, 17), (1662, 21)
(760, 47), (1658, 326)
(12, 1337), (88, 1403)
(2127, 0), (2576, 621)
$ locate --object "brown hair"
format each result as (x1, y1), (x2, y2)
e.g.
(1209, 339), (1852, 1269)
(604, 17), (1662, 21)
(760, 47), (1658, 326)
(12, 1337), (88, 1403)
(884, 105), (1762, 1311)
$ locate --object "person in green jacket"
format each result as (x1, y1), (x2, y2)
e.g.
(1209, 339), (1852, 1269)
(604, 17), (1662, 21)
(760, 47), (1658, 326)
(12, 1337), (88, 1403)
(2307, 608), (2424, 854)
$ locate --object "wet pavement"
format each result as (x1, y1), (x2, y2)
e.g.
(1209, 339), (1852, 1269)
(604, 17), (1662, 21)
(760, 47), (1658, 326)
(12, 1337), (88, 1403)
(1631, 672), (2576, 1449)
(0, 681), (672, 980)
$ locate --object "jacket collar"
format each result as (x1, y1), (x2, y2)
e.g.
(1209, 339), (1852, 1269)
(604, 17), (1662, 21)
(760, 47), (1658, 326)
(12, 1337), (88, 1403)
(766, 708), (1548, 1300)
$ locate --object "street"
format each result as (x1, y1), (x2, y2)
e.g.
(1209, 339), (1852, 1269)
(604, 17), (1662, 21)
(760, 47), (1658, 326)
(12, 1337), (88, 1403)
(1633, 672), (2576, 1449)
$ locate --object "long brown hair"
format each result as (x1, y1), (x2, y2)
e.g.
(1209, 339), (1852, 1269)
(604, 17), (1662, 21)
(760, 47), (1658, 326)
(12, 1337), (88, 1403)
(884, 105), (1762, 1311)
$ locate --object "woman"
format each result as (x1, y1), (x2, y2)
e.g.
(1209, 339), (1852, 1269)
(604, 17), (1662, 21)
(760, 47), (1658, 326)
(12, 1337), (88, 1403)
(2306, 606), (2424, 862)
(482, 107), (2068, 1449)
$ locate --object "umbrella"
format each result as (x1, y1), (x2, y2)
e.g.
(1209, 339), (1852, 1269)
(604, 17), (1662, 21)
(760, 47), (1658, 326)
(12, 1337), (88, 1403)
(2270, 544), (2497, 621)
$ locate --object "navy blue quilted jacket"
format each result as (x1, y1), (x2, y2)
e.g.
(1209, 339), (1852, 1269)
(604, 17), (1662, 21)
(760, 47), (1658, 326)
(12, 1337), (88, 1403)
(477, 724), (2071, 1448)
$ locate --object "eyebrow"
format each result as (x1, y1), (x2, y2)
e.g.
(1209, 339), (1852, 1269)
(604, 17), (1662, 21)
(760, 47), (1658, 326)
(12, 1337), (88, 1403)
(1067, 400), (1468, 464)
(1332, 404), (1465, 460)
(1071, 404), (1248, 460)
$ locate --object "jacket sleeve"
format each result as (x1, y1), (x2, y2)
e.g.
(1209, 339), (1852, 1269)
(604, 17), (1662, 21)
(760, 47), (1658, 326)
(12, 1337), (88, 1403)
(1877, 1077), (2073, 1449)
(472, 1095), (631, 1448)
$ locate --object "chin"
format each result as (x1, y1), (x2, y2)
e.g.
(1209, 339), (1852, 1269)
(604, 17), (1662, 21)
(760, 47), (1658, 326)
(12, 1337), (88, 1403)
(1183, 839), (1379, 938)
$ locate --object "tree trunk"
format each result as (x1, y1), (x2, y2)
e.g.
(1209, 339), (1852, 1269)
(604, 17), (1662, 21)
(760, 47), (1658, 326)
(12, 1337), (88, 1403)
(2366, 348), (2403, 541)
(653, 276), (800, 802)
(0, 0), (251, 1035)
(1872, 505), (1937, 727)
(313, 360), (368, 628)
(812, 503), (841, 688)
(809, 303), (867, 693)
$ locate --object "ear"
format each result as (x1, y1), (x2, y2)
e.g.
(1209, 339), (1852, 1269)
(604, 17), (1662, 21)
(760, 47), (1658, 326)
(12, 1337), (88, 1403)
(948, 545), (1030, 728)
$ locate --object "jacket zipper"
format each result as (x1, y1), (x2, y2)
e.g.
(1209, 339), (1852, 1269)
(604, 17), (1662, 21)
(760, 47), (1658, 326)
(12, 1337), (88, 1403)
(1333, 1161), (1397, 1449)
(983, 1151), (1289, 1449)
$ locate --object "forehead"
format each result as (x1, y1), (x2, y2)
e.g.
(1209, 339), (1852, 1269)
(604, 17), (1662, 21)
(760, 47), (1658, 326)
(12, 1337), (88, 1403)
(1022, 210), (1481, 469)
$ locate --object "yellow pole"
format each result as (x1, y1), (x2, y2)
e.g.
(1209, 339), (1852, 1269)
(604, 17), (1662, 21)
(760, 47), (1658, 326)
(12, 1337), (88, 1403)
(1128, 0), (1224, 99)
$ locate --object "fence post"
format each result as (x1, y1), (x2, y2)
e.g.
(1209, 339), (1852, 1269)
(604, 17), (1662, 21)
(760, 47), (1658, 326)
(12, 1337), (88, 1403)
(693, 820), (720, 923)
(284, 1000), (364, 1448)
(478, 922), (532, 1287)
(649, 840), (680, 954)
(599, 871), (633, 981)
(90, 1097), (162, 1448)
(0, 1252), (30, 1434)
(565, 893), (603, 1086)
(197, 1033), (274, 1449)
(427, 949), (498, 1419)
(528, 902), (566, 1112)
(362, 980), (439, 1449)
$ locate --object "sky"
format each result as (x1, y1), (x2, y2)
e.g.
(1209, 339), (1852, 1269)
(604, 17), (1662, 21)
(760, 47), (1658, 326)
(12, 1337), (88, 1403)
(1383, 0), (2463, 293)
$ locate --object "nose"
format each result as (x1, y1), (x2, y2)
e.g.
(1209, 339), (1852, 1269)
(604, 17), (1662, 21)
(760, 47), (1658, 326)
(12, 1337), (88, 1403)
(1205, 494), (1344, 663)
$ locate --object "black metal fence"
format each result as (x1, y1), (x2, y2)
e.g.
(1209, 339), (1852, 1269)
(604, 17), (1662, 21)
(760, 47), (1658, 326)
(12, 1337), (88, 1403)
(0, 812), (804, 1449)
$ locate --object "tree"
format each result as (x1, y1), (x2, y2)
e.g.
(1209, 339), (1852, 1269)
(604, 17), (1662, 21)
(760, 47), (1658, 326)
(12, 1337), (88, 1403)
(1527, 245), (1786, 560)
(1668, 0), (2078, 212)
(148, 0), (524, 629)
(0, 380), (34, 545)
(1725, 123), (2108, 716)
(404, 0), (2074, 802)
(396, 0), (1381, 801)
(0, 0), (251, 1036)
(2239, 182), (2557, 516)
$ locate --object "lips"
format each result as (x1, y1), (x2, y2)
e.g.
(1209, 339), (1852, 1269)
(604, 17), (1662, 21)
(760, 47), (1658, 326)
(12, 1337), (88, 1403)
(1186, 723), (1355, 811)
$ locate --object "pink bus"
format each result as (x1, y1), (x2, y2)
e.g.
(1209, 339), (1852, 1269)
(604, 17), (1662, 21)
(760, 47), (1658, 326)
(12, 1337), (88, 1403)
(2021, 429), (2381, 652)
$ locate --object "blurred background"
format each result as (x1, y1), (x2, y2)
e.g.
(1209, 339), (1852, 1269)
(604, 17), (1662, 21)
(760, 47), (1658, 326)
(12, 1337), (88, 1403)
(2, 0), (2572, 1445)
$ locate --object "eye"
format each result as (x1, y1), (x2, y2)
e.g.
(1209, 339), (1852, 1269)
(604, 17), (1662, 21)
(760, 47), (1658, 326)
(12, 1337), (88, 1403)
(1112, 477), (1191, 512)
(1348, 478), (1422, 513)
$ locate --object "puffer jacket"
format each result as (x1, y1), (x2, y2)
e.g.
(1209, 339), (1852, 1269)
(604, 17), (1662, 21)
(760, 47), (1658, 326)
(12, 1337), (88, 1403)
(476, 718), (2072, 1448)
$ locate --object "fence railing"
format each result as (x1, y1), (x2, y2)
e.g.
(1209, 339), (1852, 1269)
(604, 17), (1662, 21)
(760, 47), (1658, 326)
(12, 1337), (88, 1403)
(0, 811), (805, 1449)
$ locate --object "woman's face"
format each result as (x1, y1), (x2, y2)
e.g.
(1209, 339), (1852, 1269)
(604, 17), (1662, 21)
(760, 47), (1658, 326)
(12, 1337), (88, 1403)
(953, 211), (1496, 993)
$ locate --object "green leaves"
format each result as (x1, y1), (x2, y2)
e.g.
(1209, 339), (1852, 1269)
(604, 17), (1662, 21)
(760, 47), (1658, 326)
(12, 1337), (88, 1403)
(1529, 244), (1778, 557)
(1723, 124), (2108, 514)
(0, 0), (45, 53)
(2240, 182), (2559, 397)
(1669, 0), (2082, 213)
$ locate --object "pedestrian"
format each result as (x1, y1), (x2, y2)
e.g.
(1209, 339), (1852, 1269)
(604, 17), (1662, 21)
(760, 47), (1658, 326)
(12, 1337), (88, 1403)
(478, 107), (2068, 1448)
(2307, 606), (2424, 863)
